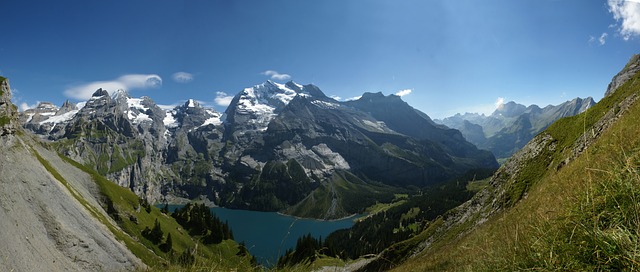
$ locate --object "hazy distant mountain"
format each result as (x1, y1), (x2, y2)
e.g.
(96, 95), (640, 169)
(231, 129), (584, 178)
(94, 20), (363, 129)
(21, 80), (497, 219)
(436, 97), (595, 159)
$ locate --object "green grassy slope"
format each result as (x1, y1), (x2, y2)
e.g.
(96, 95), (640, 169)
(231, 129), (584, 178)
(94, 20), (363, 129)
(393, 61), (640, 271)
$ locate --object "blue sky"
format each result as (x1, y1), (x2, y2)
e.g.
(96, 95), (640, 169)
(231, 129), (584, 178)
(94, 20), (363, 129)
(1, 0), (639, 118)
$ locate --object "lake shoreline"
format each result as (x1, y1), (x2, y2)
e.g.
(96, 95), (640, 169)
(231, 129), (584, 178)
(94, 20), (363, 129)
(158, 202), (361, 222)
(276, 211), (361, 222)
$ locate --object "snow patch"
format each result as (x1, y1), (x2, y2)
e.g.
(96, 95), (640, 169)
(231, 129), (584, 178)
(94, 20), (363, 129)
(311, 100), (340, 109)
(163, 111), (179, 128)
(126, 98), (149, 111)
(361, 119), (387, 132)
(40, 110), (78, 125)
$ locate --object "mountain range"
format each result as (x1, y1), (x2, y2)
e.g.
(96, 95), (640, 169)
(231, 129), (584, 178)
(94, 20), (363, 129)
(20, 80), (497, 219)
(2, 53), (640, 271)
(435, 97), (595, 160)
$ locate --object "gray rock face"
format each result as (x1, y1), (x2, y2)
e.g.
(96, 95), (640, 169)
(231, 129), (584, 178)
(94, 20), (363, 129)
(605, 54), (640, 97)
(436, 97), (596, 159)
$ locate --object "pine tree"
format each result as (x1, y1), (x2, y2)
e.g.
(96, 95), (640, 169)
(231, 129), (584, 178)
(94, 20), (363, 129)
(150, 218), (164, 244)
(161, 232), (173, 252)
(161, 203), (169, 214)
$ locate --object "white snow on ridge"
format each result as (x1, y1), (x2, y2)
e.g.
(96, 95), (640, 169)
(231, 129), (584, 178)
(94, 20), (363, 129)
(124, 97), (154, 124)
(202, 110), (222, 127)
(163, 111), (179, 128)
(126, 98), (149, 112)
(25, 113), (35, 123)
(311, 100), (340, 109)
(233, 81), (306, 132)
(202, 117), (222, 127)
(134, 113), (152, 123)
(40, 110), (79, 125)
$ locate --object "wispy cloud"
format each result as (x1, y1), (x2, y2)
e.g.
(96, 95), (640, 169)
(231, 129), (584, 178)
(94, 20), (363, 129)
(395, 89), (412, 97)
(64, 74), (162, 100)
(19, 101), (38, 112)
(599, 32), (609, 45)
(608, 0), (640, 40)
(214, 91), (234, 106)
(157, 103), (179, 111)
(588, 32), (609, 45)
(262, 70), (291, 81)
(172, 72), (194, 83)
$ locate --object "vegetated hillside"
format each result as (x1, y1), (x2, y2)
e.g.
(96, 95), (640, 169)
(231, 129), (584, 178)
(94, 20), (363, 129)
(0, 77), (256, 271)
(376, 54), (640, 271)
(437, 97), (595, 160)
(21, 80), (497, 220)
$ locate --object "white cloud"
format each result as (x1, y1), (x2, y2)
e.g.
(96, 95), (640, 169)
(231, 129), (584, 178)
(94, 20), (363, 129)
(64, 74), (162, 100)
(262, 70), (291, 81)
(172, 72), (194, 83)
(19, 102), (38, 112)
(214, 91), (234, 106)
(395, 89), (412, 97)
(330, 95), (342, 101)
(608, 0), (640, 40)
(599, 32), (609, 45)
(588, 35), (596, 43)
(495, 97), (505, 110)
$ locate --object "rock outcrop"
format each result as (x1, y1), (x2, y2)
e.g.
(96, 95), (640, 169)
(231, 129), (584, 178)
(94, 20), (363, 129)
(605, 54), (640, 97)
(0, 77), (17, 135)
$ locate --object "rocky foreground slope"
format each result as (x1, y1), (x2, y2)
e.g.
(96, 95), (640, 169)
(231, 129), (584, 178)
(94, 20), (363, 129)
(0, 77), (143, 271)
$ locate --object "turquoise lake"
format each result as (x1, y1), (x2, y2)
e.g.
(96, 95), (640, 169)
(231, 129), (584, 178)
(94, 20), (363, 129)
(166, 205), (359, 266)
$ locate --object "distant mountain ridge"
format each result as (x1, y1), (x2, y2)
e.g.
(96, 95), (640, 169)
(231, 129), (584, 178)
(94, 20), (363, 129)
(21, 80), (498, 219)
(436, 97), (596, 159)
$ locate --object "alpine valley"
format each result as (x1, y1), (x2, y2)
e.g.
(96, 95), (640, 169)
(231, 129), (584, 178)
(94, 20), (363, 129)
(20, 81), (498, 219)
(4, 53), (640, 270)
(436, 97), (596, 161)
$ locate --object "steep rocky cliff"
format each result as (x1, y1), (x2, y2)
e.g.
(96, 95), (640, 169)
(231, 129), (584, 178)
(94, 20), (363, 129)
(0, 78), (143, 271)
(0, 77), (17, 135)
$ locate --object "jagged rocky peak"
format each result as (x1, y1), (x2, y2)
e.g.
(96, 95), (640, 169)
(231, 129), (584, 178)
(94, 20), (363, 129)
(92, 88), (110, 97)
(0, 77), (18, 135)
(606, 54), (640, 97)
(185, 99), (199, 108)
(492, 101), (527, 117)
(58, 100), (77, 115)
(168, 99), (221, 128)
(360, 91), (392, 100)
(22, 102), (59, 116)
